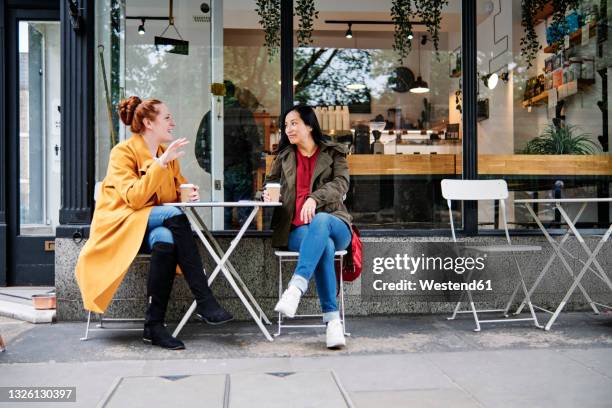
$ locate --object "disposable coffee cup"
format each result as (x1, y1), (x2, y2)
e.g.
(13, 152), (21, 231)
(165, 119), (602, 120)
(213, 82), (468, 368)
(265, 183), (281, 202)
(179, 183), (196, 202)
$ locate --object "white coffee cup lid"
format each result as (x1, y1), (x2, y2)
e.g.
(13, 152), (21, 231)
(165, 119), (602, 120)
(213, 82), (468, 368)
(266, 183), (281, 188)
(180, 183), (195, 188)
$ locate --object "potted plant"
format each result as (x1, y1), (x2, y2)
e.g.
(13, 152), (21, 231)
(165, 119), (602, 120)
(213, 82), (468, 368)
(521, 123), (600, 154)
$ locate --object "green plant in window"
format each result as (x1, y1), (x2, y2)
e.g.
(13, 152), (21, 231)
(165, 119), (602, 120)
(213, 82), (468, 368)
(391, 0), (414, 64)
(255, 0), (281, 60)
(295, 0), (319, 47)
(414, 0), (448, 57)
(391, 0), (448, 63)
(520, 0), (545, 69)
(522, 124), (600, 154)
(520, 0), (581, 68)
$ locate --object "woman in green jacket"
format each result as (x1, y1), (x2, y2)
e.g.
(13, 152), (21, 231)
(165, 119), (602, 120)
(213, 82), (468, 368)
(264, 105), (352, 349)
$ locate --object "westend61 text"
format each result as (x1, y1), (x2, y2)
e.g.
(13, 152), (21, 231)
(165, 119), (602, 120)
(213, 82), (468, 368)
(373, 279), (493, 292)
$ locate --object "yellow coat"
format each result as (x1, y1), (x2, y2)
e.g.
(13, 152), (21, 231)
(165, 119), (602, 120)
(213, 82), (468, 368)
(75, 134), (187, 313)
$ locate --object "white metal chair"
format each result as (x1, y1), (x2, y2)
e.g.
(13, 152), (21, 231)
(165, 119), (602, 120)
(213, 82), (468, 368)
(274, 250), (350, 337)
(81, 182), (150, 341)
(441, 179), (542, 331)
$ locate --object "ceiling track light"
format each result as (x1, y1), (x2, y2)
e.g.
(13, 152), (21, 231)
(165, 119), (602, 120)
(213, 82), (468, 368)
(345, 23), (353, 39)
(481, 72), (499, 89)
(137, 18), (146, 35)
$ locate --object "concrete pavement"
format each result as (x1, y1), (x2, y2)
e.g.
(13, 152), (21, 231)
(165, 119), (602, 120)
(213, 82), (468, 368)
(1, 313), (611, 407)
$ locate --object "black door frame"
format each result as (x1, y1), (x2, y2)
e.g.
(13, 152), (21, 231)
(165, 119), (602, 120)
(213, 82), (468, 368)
(5, 5), (59, 285)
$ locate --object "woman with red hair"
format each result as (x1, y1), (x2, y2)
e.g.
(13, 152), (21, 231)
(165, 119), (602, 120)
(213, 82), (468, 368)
(76, 96), (232, 350)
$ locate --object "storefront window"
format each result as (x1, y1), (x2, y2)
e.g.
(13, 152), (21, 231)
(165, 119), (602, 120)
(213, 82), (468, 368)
(476, 0), (611, 230)
(291, 0), (464, 230)
(95, 0), (279, 230)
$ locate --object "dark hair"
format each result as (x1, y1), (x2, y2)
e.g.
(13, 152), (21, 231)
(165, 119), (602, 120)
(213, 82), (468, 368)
(277, 105), (325, 153)
(118, 96), (162, 134)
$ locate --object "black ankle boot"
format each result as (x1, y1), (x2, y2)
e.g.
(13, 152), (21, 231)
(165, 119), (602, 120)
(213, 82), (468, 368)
(143, 324), (185, 350)
(143, 242), (185, 350)
(195, 297), (234, 325)
(162, 214), (233, 325)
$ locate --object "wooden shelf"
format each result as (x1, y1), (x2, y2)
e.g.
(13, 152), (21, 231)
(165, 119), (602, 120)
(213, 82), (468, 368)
(522, 78), (595, 108)
(523, 91), (549, 108)
(543, 21), (597, 53)
(534, 2), (554, 24)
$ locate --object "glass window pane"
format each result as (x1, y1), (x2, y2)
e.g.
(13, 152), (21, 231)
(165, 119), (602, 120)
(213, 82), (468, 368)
(477, 0), (611, 230)
(291, 0), (463, 230)
(19, 21), (61, 235)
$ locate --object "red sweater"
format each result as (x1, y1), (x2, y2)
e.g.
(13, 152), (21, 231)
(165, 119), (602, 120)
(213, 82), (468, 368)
(292, 147), (320, 227)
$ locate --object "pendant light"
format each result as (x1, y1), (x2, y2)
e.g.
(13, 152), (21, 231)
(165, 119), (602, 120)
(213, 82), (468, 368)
(410, 35), (430, 94)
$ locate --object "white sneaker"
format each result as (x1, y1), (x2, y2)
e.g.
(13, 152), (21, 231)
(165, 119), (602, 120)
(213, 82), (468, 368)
(326, 319), (346, 349)
(274, 285), (302, 318)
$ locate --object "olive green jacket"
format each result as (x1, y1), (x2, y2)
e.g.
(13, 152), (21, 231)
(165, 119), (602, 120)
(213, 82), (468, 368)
(265, 140), (353, 248)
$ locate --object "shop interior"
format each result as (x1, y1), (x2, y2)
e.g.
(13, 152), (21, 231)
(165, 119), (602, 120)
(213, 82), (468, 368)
(96, 0), (611, 230)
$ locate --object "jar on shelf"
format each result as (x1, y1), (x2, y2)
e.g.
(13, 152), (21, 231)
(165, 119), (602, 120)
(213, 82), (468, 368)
(562, 62), (570, 84)
(545, 72), (553, 90)
(569, 58), (582, 81)
(582, 58), (595, 80)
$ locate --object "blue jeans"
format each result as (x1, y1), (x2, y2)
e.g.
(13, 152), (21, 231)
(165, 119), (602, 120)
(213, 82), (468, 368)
(145, 206), (183, 250)
(287, 213), (352, 322)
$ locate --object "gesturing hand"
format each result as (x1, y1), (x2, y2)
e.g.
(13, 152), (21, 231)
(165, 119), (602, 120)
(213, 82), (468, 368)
(300, 197), (317, 224)
(159, 138), (189, 166)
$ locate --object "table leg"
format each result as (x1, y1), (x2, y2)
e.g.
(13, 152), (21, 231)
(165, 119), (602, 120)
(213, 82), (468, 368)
(191, 209), (272, 325)
(173, 207), (274, 341)
(515, 203), (595, 315)
(518, 203), (600, 318)
(544, 223), (612, 330)
(555, 204), (612, 292)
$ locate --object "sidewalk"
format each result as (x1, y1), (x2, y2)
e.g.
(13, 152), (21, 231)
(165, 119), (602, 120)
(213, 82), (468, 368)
(1, 313), (611, 407)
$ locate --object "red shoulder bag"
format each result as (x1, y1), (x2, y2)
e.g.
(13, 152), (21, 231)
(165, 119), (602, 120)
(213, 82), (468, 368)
(335, 225), (362, 286)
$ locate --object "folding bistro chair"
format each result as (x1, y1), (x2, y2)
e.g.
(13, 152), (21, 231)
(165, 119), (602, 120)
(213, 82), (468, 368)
(274, 250), (349, 337)
(80, 182), (149, 341)
(441, 179), (542, 331)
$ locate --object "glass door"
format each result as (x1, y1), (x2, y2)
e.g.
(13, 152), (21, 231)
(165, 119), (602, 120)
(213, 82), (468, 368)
(7, 10), (60, 285)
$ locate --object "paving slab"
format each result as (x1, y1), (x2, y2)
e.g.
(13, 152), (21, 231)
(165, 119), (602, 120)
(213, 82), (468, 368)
(102, 374), (227, 408)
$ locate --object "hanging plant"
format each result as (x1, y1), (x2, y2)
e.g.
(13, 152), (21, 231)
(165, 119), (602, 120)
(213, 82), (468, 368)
(256, 0), (281, 60)
(520, 0), (581, 68)
(414, 0), (448, 56)
(391, 0), (414, 64)
(391, 0), (448, 63)
(520, 0), (544, 69)
(295, 0), (319, 47)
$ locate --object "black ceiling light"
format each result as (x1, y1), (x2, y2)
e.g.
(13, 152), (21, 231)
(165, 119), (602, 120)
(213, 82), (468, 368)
(137, 18), (146, 35)
(345, 23), (353, 39)
(410, 35), (430, 93)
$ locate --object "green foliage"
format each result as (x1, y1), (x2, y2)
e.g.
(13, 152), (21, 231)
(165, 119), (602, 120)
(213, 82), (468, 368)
(391, 0), (448, 64)
(415, 0), (448, 58)
(255, 0), (281, 61)
(294, 48), (372, 106)
(295, 0), (319, 47)
(520, 0), (581, 69)
(391, 0), (414, 64)
(522, 124), (600, 154)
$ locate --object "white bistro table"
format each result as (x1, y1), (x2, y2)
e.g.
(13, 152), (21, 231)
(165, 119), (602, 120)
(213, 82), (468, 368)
(163, 200), (281, 341)
(514, 197), (612, 330)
